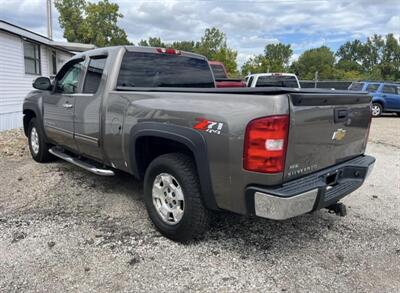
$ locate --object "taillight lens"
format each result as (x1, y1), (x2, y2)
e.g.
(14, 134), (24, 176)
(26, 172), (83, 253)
(243, 115), (289, 173)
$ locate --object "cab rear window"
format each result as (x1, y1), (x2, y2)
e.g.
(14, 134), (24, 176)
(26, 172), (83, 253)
(255, 75), (298, 88)
(210, 64), (227, 79)
(117, 52), (215, 88)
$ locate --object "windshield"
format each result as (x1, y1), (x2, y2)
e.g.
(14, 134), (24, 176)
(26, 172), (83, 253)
(117, 52), (215, 88)
(255, 75), (299, 88)
(210, 64), (227, 79)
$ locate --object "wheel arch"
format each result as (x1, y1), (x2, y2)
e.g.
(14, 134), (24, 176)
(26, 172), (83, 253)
(23, 109), (37, 136)
(129, 122), (218, 210)
(372, 98), (385, 109)
(23, 98), (44, 137)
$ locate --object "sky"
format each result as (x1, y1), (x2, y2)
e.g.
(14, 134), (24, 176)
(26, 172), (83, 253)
(0, 0), (399, 67)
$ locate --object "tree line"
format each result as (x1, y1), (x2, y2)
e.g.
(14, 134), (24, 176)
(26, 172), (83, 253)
(243, 34), (400, 81)
(55, 0), (400, 81)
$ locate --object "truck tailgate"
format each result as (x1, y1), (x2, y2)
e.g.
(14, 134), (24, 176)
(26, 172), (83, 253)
(284, 93), (372, 181)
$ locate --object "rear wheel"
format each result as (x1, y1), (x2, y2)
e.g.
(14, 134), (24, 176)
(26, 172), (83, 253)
(371, 103), (382, 117)
(144, 153), (211, 242)
(28, 118), (53, 162)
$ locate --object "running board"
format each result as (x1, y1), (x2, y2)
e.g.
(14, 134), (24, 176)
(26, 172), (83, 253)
(49, 147), (115, 176)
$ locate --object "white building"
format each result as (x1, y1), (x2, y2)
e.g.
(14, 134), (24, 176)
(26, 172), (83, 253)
(0, 20), (95, 131)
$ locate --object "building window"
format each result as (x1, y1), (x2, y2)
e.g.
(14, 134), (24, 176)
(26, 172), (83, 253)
(23, 41), (41, 75)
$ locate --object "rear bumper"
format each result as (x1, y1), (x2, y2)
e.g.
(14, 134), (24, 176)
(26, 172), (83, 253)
(247, 155), (375, 220)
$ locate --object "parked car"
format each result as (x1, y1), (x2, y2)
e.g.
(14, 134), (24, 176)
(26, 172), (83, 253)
(246, 73), (301, 88)
(23, 46), (374, 242)
(208, 61), (246, 88)
(348, 81), (400, 117)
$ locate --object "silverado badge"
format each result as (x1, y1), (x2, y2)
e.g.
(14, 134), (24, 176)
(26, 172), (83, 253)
(332, 128), (346, 141)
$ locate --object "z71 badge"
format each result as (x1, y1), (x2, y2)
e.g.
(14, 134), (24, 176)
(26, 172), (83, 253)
(193, 118), (224, 135)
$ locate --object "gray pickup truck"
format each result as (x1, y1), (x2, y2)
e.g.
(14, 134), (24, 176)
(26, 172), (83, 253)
(23, 46), (375, 242)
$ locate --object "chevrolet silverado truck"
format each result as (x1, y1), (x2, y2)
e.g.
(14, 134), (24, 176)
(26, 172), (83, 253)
(23, 46), (375, 242)
(208, 61), (246, 88)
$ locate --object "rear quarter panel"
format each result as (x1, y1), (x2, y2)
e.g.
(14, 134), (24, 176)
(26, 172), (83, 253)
(103, 91), (289, 214)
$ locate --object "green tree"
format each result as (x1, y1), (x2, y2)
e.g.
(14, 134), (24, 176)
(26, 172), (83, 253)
(212, 47), (239, 76)
(379, 33), (400, 81)
(241, 55), (269, 75)
(138, 37), (166, 48)
(54, 0), (86, 42)
(196, 27), (226, 59)
(196, 27), (238, 76)
(170, 41), (196, 52)
(55, 0), (130, 47)
(336, 39), (365, 73)
(336, 34), (400, 81)
(241, 42), (293, 75)
(264, 43), (293, 72)
(291, 46), (336, 80)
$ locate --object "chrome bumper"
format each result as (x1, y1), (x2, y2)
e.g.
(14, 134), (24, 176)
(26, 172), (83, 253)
(254, 189), (318, 220)
(252, 155), (375, 220)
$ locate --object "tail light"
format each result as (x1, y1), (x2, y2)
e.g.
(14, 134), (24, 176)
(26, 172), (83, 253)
(243, 115), (289, 173)
(156, 48), (181, 55)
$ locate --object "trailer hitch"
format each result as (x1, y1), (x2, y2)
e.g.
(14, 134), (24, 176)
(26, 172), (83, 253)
(326, 202), (347, 217)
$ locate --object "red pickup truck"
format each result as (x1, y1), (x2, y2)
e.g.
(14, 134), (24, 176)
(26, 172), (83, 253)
(209, 61), (246, 88)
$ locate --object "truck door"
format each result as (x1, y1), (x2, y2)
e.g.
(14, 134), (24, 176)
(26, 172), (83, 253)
(381, 84), (400, 110)
(43, 58), (85, 151)
(73, 55), (108, 161)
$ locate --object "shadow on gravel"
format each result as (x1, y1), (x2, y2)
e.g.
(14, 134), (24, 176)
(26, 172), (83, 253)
(204, 211), (339, 258)
(10, 160), (370, 258)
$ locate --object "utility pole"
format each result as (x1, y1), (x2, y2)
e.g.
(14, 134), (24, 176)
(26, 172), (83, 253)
(46, 0), (53, 40)
(314, 71), (319, 88)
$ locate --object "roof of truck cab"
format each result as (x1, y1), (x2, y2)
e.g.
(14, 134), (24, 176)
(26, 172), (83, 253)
(124, 46), (207, 60)
(68, 45), (208, 61)
(247, 73), (298, 78)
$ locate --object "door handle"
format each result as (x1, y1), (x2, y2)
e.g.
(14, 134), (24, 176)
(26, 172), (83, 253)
(334, 108), (348, 123)
(62, 103), (73, 109)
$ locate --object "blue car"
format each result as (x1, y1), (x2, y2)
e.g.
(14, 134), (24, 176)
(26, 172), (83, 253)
(349, 81), (400, 117)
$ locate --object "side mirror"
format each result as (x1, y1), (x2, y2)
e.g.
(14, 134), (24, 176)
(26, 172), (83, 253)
(33, 77), (52, 90)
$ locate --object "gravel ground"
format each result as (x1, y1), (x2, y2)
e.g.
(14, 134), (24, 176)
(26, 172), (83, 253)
(0, 116), (399, 293)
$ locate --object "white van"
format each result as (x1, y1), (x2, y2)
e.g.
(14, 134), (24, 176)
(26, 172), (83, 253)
(245, 73), (301, 88)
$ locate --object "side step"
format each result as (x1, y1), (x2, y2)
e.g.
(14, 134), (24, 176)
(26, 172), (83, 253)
(49, 147), (115, 176)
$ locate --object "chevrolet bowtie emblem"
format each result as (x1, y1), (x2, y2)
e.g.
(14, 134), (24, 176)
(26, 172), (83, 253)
(332, 128), (346, 141)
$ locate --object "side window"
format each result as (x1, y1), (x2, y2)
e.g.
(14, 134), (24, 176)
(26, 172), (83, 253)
(366, 84), (379, 93)
(248, 76), (254, 87)
(383, 85), (397, 94)
(83, 56), (107, 94)
(55, 60), (84, 94)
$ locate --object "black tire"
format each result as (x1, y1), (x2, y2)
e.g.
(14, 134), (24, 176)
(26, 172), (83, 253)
(27, 118), (54, 163)
(144, 153), (211, 242)
(371, 103), (382, 117)
(396, 112), (400, 117)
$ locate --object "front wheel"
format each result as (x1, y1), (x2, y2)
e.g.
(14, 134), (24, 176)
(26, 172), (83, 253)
(27, 118), (54, 162)
(144, 153), (211, 242)
(371, 103), (382, 117)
